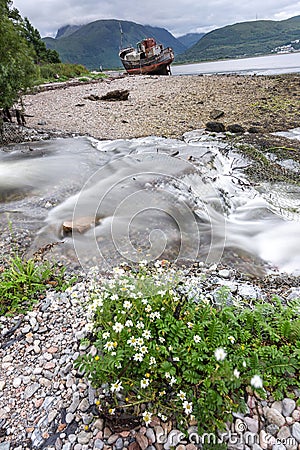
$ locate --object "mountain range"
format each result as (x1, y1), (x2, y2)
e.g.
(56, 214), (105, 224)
(43, 16), (300, 70)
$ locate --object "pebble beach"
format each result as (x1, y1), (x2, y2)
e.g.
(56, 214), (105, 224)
(1, 72), (300, 450)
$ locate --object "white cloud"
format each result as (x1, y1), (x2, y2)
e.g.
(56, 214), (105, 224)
(12, 0), (300, 38)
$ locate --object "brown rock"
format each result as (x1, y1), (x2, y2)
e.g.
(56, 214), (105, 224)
(135, 431), (149, 450)
(62, 216), (97, 235)
(129, 441), (141, 450)
(210, 109), (224, 120)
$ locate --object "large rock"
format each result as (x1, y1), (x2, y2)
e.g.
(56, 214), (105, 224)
(265, 407), (285, 427)
(205, 121), (226, 132)
(62, 216), (98, 235)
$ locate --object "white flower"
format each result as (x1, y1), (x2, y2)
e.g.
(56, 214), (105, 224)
(85, 322), (94, 332)
(104, 341), (115, 351)
(110, 380), (123, 393)
(193, 335), (201, 343)
(187, 322), (193, 329)
(133, 353), (144, 362)
(157, 290), (166, 296)
(158, 336), (165, 343)
(113, 267), (125, 275)
(137, 321), (145, 329)
(124, 300), (132, 309)
(111, 294), (119, 301)
(108, 408), (115, 415)
(142, 330), (152, 339)
(112, 322), (124, 333)
(165, 372), (171, 379)
(102, 331), (110, 339)
(158, 413), (167, 421)
(145, 304), (152, 312)
(141, 298), (148, 304)
(183, 401), (193, 415)
(139, 260), (148, 266)
(136, 337), (144, 346)
(125, 319), (133, 327)
(251, 375), (263, 389)
(127, 336), (137, 346)
(150, 311), (160, 320)
(243, 361), (247, 368)
(142, 410), (152, 426)
(228, 336), (235, 344)
(173, 357), (180, 361)
(177, 390), (186, 401)
(149, 356), (156, 366)
(169, 376), (177, 386)
(140, 378), (150, 388)
(233, 369), (240, 379)
(214, 347), (227, 361)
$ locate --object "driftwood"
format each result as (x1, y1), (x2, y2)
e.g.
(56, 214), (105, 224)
(100, 89), (130, 101)
(85, 89), (130, 102)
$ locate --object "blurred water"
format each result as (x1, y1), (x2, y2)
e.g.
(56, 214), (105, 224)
(0, 131), (299, 273)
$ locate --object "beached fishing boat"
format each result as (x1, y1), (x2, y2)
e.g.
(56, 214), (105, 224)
(119, 38), (174, 75)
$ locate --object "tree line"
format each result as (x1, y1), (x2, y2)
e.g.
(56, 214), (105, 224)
(0, 0), (60, 112)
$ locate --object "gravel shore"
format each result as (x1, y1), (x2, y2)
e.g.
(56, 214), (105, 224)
(22, 73), (300, 143)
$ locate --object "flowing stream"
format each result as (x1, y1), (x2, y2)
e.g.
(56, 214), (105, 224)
(0, 131), (299, 274)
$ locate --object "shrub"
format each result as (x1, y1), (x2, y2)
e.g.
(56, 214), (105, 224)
(37, 63), (90, 83)
(75, 261), (300, 433)
(0, 256), (73, 315)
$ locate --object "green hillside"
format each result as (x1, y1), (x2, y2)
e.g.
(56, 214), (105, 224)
(176, 16), (300, 62)
(43, 19), (186, 70)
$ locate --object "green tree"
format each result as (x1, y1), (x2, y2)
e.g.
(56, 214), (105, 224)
(21, 17), (61, 64)
(0, 0), (36, 109)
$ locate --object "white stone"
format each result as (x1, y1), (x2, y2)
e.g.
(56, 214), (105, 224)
(282, 398), (296, 417)
(12, 378), (22, 388)
(291, 422), (300, 443)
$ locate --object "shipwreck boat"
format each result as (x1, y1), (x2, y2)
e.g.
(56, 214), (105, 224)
(119, 38), (174, 75)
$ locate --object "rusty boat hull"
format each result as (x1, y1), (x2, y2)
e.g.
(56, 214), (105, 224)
(119, 38), (174, 75)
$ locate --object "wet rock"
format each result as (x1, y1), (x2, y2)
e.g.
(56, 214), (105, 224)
(205, 121), (226, 132)
(248, 126), (261, 133)
(227, 124), (245, 133)
(62, 216), (98, 235)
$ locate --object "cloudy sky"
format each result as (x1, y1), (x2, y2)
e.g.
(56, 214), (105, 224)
(12, 0), (300, 38)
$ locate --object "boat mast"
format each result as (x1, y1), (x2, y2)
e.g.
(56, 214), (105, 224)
(119, 22), (123, 50)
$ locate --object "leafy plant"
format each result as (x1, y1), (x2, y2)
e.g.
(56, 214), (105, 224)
(75, 261), (300, 433)
(0, 255), (72, 315)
